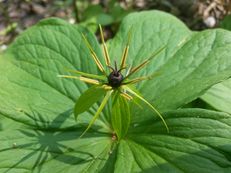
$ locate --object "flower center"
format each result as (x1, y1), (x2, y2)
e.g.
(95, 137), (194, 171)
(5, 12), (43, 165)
(107, 61), (124, 88)
(108, 70), (123, 88)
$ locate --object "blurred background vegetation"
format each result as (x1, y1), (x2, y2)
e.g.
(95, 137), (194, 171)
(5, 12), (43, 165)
(0, 0), (231, 51)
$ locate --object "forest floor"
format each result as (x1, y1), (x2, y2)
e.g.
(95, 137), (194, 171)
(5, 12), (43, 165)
(0, 0), (230, 51)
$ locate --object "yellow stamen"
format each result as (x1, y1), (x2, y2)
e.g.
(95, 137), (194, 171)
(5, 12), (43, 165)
(130, 60), (149, 76)
(126, 46), (166, 78)
(120, 92), (133, 101)
(123, 76), (150, 85)
(120, 28), (132, 69)
(79, 77), (100, 85)
(81, 33), (105, 73)
(90, 52), (106, 73)
(66, 69), (106, 80)
(99, 25), (111, 66)
(102, 84), (112, 90)
(58, 75), (99, 85)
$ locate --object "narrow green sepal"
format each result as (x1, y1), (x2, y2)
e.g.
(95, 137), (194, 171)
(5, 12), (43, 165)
(79, 90), (113, 138)
(124, 86), (169, 132)
(66, 69), (107, 81)
(74, 86), (106, 120)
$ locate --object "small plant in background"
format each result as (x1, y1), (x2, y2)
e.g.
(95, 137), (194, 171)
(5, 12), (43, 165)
(58, 25), (168, 139)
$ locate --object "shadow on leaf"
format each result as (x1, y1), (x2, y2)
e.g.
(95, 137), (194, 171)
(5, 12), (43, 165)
(0, 108), (110, 173)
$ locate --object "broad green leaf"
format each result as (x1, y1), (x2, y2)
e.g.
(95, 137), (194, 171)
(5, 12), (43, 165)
(200, 14), (231, 114)
(125, 109), (231, 173)
(201, 78), (231, 114)
(109, 11), (231, 121)
(74, 86), (106, 118)
(146, 29), (231, 110)
(1, 11), (231, 172)
(111, 91), (130, 140)
(1, 109), (231, 172)
(0, 18), (107, 129)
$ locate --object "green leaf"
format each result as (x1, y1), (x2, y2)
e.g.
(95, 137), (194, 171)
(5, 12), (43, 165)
(109, 11), (231, 119)
(201, 79), (231, 114)
(0, 113), (25, 130)
(111, 91), (130, 140)
(200, 14), (231, 114)
(1, 109), (231, 172)
(151, 29), (231, 110)
(0, 18), (106, 129)
(74, 86), (106, 119)
(125, 109), (231, 173)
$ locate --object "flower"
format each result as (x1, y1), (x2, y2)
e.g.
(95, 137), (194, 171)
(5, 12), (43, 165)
(58, 25), (168, 137)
